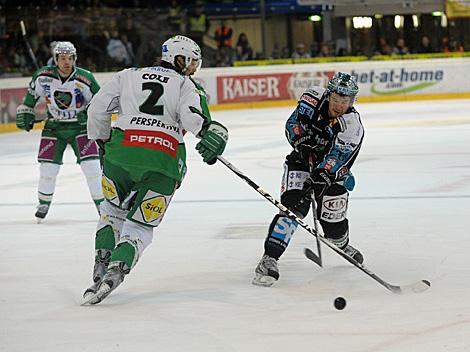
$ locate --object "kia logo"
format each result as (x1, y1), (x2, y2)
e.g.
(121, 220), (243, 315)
(324, 197), (346, 211)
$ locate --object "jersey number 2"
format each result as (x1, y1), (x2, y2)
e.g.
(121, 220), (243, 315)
(139, 82), (164, 115)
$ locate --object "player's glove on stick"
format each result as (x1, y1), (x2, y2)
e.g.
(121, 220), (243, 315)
(16, 104), (36, 132)
(293, 121), (333, 162)
(293, 132), (317, 162)
(196, 121), (229, 165)
(298, 168), (334, 207)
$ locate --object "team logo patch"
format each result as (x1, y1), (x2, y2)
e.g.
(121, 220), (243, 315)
(53, 90), (73, 109)
(140, 196), (167, 223)
(338, 166), (348, 178)
(323, 157), (338, 171)
(102, 176), (118, 203)
(292, 125), (302, 136)
(301, 93), (318, 107)
(123, 129), (178, 157)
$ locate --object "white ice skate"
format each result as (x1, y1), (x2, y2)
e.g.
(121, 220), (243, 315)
(82, 265), (125, 305)
(252, 255), (279, 287)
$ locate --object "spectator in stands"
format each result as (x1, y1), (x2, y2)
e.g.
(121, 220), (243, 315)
(441, 36), (450, 53)
(336, 47), (347, 57)
(120, 33), (135, 66)
(6, 46), (26, 71)
(440, 36), (464, 53)
(214, 20), (233, 49)
(271, 43), (281, 59)
(87, 23), (108, 70)
(0, 46), (9, 74)
(416, 35), (435, 53)
(215, 46), (232, 67)
(310, 42), (319, 57)
(291, 43), (311, 59)
(236, 33), (253, 61)
(187, 4), (209, 49)
(36, 42), (52, 67)
(119, 16), (140, 58)
(449, 40), (464, 52)
(142, 39), (160, 66)
(106, 30), (131, 68)
(316, 42), (332, 57)
(167, 0), (184, 33)
(392, 38), (410, 55)
(281, 46), (291, 59)
(376, 37), (392, 55)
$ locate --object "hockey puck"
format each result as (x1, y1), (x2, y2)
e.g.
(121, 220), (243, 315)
(334, 297), (346, 310)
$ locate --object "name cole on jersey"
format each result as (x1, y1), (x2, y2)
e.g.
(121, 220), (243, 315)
(117, 69), (184, 159)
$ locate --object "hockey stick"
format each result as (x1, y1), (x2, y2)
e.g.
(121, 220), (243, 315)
(217, 155), (431, 294)
(20, 20), (40, 70)
(309, 197), (323, 267)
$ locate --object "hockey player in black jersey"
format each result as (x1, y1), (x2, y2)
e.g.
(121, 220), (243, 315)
(253, 72), (365, 287)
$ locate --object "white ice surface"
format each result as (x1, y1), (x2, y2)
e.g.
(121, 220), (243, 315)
(1, 99), (470, 352)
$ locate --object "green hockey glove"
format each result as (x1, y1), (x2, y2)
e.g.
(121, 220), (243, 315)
(16, 104), (36, 132)
(196, 121), (229, 165)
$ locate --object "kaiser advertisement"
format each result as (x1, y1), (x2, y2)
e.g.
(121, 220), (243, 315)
(213, 58), (470, 104)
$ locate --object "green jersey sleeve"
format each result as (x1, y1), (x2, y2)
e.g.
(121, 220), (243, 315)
(23, 65), (55, 108)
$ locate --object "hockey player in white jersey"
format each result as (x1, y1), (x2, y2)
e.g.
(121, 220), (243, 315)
(15, 41), (104, 221)
(253, 72), (365, 287)
(83, 35), (229, 304)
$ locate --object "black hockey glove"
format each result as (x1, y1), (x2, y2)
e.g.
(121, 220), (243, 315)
(293, 132), (317, 162)
(293, 120), (334, 162)
(299, 168), (333, 204)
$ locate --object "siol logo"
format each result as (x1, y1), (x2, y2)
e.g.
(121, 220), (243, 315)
(102, 176), (117, 200)
(140, 196), (167, 223)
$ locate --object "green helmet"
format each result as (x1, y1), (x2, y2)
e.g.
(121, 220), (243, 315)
(327, 72), (359, 105)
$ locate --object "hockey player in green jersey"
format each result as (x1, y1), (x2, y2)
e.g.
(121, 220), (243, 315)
(83, 35), (229, 304)
(16, 41), (104, 221)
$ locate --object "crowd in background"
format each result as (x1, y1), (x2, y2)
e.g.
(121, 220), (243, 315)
(0, 1), (467, 77)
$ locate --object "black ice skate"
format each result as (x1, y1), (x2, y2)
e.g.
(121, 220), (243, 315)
(252, 254), (279, 287)
(82, 264), (126, 305)
(343, 244), (364, 264)
(35, 204), (49, 223)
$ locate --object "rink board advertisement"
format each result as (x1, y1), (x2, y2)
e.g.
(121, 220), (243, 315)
(1, 58), (470, 130)
(209, 58), (470, 104)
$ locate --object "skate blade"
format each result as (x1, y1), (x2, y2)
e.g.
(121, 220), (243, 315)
(81, 282), (114, 306)
(81, 286), (107, 305)
(81, 292), (101, 306)
(252, 273), (276, 287)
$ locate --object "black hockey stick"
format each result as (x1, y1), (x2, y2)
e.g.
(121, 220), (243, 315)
(217, 155), (431, 294)
(20, 20), (40, 70)
(309, 196), (323, 267)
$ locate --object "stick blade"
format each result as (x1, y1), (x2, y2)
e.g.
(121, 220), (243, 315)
(304, 247), (323, 267)
(389, 279), (431, 295)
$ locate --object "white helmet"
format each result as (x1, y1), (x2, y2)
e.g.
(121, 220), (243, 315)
(53, 41), (77, 65)
(161, 35), (202, 73)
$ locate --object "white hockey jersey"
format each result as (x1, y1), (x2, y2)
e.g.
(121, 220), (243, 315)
(87, 66), (212, 181)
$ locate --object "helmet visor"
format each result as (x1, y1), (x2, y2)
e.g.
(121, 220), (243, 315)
(186, 57), (202, 74)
